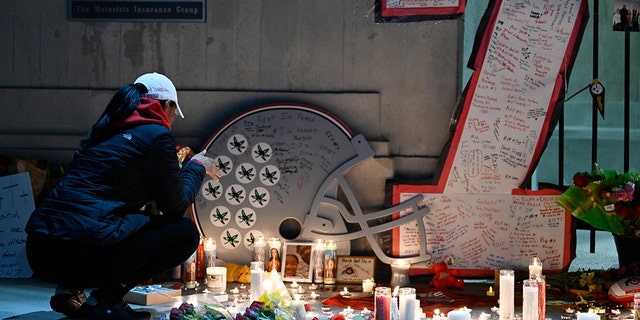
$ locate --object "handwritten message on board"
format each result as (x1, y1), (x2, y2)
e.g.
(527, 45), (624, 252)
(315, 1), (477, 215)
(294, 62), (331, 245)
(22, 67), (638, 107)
(396, 190), (570, 275)
(445, 0), (583, 194)
(0, 172), (35, 278)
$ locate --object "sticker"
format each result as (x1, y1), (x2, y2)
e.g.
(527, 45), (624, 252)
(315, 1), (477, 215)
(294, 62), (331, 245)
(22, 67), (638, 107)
(227, 134), (248, 155)
(252, 142), (272, 163)
(235, 163), (257, 184)
(235, 207), (257, 228)
(210, 206), (231, 227)
(226, 184), (246, 205)
(249, 187), (270, 208)
(259, 165), (280, 186)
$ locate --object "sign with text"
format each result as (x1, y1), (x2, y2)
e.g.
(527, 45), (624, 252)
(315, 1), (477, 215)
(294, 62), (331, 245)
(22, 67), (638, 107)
(68, 1), (205, 22)
(0, 172), (34, 278)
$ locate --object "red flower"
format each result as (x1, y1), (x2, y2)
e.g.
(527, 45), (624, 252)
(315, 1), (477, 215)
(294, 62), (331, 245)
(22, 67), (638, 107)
(573, 173), (590, 187)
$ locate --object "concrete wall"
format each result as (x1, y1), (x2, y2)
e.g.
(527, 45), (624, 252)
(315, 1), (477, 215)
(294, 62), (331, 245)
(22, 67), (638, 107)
(0, 1), (461, 210)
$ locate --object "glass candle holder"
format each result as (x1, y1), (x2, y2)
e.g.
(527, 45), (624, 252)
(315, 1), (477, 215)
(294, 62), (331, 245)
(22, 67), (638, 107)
(398, 287), (416, 320)
(390, 260), (410, 287)
(499, 269), (514, 320)
(375, 287), (392, 320)
(250, 261), (264, 302)
(522, 279), (539, 320)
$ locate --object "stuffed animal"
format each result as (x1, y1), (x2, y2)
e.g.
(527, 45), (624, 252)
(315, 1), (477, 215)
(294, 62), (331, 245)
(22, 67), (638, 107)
(225, 263), (251, 283)
(429, 261), (464, 289)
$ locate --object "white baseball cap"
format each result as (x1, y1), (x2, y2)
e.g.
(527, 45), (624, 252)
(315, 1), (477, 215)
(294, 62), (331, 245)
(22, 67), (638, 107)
(134, 72), (184, 118)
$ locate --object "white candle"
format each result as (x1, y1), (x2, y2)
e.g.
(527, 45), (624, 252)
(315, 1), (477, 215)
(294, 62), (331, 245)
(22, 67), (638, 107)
(447, 309), (471, 320)
(499, 269), (514, 320)
(362, 278), (376, 294)
(391, 287), (400, 320)
(522, 279), (539, 320)
(529, 256), (542, 278)
(576, 312), (600, 320)
(250, 261), (264, 302)
(398, 287), (416, 320)
(292, 296), (306, 320)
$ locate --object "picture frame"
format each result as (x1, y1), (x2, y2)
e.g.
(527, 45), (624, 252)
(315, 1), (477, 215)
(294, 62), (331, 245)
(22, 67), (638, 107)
(336, 256), (376, 284)
(281, 242), (314, 283)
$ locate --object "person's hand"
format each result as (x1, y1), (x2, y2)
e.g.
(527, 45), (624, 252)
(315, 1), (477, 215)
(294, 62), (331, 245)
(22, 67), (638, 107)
(191, 151), (222, 181)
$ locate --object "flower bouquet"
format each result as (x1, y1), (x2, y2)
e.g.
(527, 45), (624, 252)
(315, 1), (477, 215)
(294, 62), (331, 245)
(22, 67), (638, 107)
(557, 164), (640, 236)
(170, 271), (301, 320)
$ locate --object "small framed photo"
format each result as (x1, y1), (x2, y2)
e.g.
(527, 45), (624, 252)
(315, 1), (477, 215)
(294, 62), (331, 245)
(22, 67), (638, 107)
(281, 242), (314, 283)
(336, 256), (376, 284)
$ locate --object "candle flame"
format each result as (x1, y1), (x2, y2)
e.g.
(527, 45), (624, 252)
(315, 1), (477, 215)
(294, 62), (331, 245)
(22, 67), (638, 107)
(393, 286), (399, 296)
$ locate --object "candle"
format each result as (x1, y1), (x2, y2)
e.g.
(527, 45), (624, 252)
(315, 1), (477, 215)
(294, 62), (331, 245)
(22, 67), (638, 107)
(375, 287), (392, 320)
(309, 291), (319, 299)
(267, 237), (281, 272)
(313, 239), (325, 284)
(324, 240), (337, 285)
(499, 269), (514, 320)
(362, 278), (376, 294)
(204, 238), (216, 268)
(290, 280), (298, 288)
(522, 279), (539, 320)
(390, 259), (410, 287)
(340, 287), (350, 296)
(447, 309), (471, 320)
(253, 237), (266, 264)
(292, 295), (306, 320)
(529, 256), (542, 278)
(309, 283), (318, 290)
(487, 286), (495, 296)
(391, 287), (399, 320)
(250, 261), (264, 302)
(398, 287), (416, 320)
(297, 285), (304, 294)
(576, 312), (600, 320)
(537, 274), (546, 320)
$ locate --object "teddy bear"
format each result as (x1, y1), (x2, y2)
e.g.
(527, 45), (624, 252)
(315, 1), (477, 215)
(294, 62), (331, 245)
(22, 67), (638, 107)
(429, 261), (464, 289)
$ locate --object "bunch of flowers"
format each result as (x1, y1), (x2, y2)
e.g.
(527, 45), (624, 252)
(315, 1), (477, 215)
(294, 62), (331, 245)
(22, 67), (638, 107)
(557, 164), (640, 236)
(170, 290), (304, 320)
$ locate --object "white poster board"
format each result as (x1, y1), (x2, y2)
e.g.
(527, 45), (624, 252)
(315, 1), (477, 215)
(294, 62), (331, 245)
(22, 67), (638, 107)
(0, 172), (35, 278)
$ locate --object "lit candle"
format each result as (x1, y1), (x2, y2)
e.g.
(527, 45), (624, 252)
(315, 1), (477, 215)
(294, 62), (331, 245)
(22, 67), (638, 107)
(314, 239), (325, 284)
(375, 287), (392, 320)
(309, 291), (319, 299)
(297, 285), (304, 294)
(290, 280), (298, 288)
(499, 269), (515, 320)
(447, 309), (471, 320)
(390, 259), (410, 287)
(391, 287), (399, 320)
(204, 238), (216, 268)
(309, 283), (318, 290)
(487, 286), (495, 296)
(529, 256), (543, 278)
(398, 287), (416, 320)
(340, 287), (350, 296)
(253, 237), (266, 265)
(576, 312), (600, 320)
(291, 295), (306, 320)
(362, 278), (376, 294)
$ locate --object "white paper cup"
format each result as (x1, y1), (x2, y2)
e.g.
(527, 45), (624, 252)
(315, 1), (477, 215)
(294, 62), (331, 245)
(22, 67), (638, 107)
(206, 266), (227, 293)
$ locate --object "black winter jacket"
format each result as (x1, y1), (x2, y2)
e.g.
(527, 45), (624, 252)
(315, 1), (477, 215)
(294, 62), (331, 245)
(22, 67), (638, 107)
(25, 101), (206, 245)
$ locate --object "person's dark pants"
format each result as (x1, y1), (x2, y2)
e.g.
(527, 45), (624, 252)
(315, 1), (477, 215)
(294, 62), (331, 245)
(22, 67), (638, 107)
(26, 217), (199, 302)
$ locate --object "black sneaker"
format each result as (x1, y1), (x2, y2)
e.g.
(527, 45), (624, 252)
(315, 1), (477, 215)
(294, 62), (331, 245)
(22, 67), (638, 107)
(49, 289), (87, 317)
(75, 298), (152, 320)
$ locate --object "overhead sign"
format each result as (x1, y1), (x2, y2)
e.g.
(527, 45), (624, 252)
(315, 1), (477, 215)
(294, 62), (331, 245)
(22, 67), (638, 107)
(68, 1), (205, 22)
